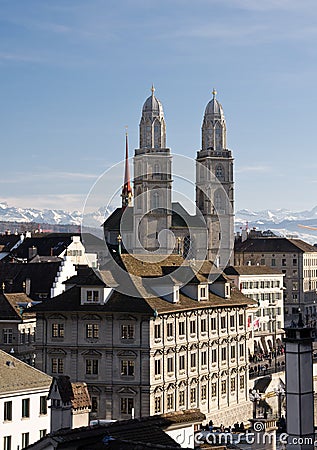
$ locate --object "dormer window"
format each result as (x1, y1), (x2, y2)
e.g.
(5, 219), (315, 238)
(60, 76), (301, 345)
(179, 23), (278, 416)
(198, 284), (208, 301)
(225, 283), (230, 298)
(87, 290), (99, 303)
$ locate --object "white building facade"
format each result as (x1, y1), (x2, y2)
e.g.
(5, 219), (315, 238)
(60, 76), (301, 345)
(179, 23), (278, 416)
(0, 350), (51, 450)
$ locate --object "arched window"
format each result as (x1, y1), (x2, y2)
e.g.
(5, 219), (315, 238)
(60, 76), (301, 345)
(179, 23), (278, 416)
(214, 190), (223, 212)
(151, 191), (160, 210)
(198, 190), (204, 211)
(216, 164), (224, 181)
(136, 187), (142, 210)
(215, 123), (222, 150)
(183, 235), (191, 259)
(153, 163), (160, 178)
(154, 120), (160, 148)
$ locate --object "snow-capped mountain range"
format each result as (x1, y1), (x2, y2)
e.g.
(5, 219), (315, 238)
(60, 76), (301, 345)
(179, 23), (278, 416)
(1, 201), (316, 244)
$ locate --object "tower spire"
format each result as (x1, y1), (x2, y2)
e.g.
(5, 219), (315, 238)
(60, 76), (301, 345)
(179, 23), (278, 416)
(121, 127), (132, 208)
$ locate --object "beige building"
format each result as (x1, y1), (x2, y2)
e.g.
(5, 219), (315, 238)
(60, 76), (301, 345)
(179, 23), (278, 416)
(32, 258), (255, 426)
(234, 237), (317, 324)
(224, 266), (284, 356)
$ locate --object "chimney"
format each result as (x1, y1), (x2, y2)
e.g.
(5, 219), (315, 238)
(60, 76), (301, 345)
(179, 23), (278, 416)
(28, 246), (37, 260)
(25, 278), (31, 296)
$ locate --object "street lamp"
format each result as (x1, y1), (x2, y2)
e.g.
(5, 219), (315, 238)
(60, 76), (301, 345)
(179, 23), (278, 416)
(249, 389), (262, 419)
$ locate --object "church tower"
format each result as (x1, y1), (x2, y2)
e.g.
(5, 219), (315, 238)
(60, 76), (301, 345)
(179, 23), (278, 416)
(133, 86), (173, 253)
(196, 90), (234, 266)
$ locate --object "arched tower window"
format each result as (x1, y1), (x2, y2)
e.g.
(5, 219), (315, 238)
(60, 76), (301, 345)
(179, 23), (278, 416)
(198, 190), (205, 211)
(183, 236), (191, 259)
(216, 164), (225, 181)
(215, 123), (222, 150)
(136, 187), (142, 210)
(154, 120), (161, 148)
(214, 190), (224, 212)
(151, 190), (160, 210)
(154, 163), (160, 178)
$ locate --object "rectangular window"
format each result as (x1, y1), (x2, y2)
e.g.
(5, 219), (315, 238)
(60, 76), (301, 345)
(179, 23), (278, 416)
(239, 343), (245, 357)
(231, 378), (236, 392)
(201, 318), (207, 332)
(167, 393), (174, 410)
(211, 382), (217, 397)
(201, 350), (207, 366)
(211, 317), (216, 331)
(200, 286), (207, 299)
(179, 390), (185, 407)
(167, 322), (173, 337)
(240, 375), (245, 390)
(40, 430), (47, 439)
(229, 316), (235, 328)
(51, 358), (64, 374)
(293, 258), (297, 266)
(220, 316), (226, 329)
(155, 359), (161, 376)
(22, 398), (30, 418)
(179, 321), (185, 336)
(154, 324), (161, 339)
(221, 347), (227, 362)
(260, 259), (265, 265)
(86, 290), (100, 302)
(86, 359), (99, 375)
(4, 401), (12, 421)
(230, 344), (236, 360)
(190, 353), (196, 368)
(120, 398), (134, 415)
(86, 324), (99, 339)
(190, 387), (196, 404)
(121, 324), (134, 339)
(282, 259), (287, 266)
(239, 314), (244, 327)
(91, 396), (98, 413)
(3, 436), (11, 450)
(3, 328), (13, 344)
(190, 320), (196, 335)
(52, 323), (64, 338)
(179, 354), (185, 371)
(201, 385), (207, 401)
(211, 348), (217, 363)
(163, 354), (172, 373)
(154, 397), (161, 414)
(22, 433), (29, 449)
(271, 258), (276, 266)
(221, 380), (227, 395)
(40, 396), (47, 415)
(121, 360), (135, 376)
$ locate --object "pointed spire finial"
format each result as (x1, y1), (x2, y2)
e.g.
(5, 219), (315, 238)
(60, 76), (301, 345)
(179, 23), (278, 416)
(151, 84), (155, 95)
(212, 88), (217, 99)
(121, 128), (132, 209)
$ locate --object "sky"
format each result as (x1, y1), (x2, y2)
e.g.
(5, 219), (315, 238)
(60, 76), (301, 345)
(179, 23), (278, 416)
(1, 0), (317, 214)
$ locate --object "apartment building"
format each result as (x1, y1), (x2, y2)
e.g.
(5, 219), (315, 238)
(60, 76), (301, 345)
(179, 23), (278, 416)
(31, 259), (255, 426)
(234, 237), (317, 323)
(0, 349), (51, 450)
(225, 265), (284, 356)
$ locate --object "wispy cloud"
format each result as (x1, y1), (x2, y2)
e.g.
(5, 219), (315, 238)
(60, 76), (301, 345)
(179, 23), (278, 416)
(235, 165), (271, 174)
(3, 194), (86, 211)
(0, 171), (98, 184)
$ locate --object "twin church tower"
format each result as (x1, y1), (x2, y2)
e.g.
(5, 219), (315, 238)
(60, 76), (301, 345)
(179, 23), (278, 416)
(104, 87), (234, 267)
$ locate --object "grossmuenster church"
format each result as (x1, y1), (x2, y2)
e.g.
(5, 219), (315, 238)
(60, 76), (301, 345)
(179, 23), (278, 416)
(104, 87), (234, 267)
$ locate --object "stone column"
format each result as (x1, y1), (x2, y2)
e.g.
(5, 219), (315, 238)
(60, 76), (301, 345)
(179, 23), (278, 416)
(284, 319), (315, 450)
